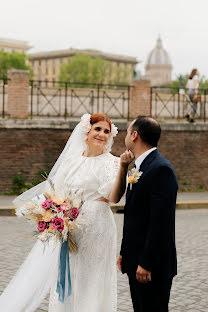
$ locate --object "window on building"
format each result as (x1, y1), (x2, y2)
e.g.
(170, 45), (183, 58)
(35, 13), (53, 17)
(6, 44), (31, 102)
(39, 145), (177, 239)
(45, 59), (49, 75)
(52, 78), (55, 87)
(38, 68), (42, 80)
(60, 58), (63, 64)
(45, 79), (48, 88)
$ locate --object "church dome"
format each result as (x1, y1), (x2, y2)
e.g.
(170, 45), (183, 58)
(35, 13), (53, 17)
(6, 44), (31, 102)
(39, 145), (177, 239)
(147, 37), (171, 65)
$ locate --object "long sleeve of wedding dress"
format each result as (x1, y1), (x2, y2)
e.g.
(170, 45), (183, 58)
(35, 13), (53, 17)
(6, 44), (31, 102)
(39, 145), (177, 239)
(0, 152), (120, 312)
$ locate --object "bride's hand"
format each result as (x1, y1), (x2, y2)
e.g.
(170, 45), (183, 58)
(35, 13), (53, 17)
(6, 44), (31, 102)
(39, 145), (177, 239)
(120, 150), (134, 168)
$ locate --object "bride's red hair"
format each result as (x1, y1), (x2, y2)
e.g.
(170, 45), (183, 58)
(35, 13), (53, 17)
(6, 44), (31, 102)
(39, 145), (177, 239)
(90, 114), (111, 130)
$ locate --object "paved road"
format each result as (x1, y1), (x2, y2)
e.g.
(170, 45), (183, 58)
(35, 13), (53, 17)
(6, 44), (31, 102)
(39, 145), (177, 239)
(0, 210), (208, 311)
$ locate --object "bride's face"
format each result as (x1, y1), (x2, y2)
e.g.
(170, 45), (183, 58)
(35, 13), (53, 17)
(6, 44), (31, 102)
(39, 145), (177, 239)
(87, 121), (111, 150)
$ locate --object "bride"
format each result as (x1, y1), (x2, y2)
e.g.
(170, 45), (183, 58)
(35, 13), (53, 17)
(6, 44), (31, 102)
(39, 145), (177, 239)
(0, 113), (134, 312)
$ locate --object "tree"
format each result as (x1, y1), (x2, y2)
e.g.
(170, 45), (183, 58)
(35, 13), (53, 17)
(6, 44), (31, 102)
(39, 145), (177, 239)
(59, 54), (108, 87)
(0, 51), (33, 79)
(198, 75), (208, 89)
(170, 74), (208, 93)
(59, 54), (133, 87)
(111, 64), (132, 85)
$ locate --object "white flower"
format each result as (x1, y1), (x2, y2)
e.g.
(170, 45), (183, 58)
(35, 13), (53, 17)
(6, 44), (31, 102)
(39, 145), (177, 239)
(38, 231), (53, 242)
(81, 114), (91, 134)
(128, 168), (143, 190)
(62, 227), (68, 242)
(111, 123), (118, 138)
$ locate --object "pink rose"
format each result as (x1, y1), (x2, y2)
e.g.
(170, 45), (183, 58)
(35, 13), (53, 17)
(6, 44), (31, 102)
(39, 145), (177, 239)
(38, 221), (49, 232)
(51, 217), (64, 232)
(70, 207), (79, 220)
(41, 199), (55, 210)
(57, 204), (67, 213)
(56, 206), (62, 213)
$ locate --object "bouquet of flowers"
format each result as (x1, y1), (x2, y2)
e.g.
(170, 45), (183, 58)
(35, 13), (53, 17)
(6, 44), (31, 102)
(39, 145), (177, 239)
(16, 179), (84, 252)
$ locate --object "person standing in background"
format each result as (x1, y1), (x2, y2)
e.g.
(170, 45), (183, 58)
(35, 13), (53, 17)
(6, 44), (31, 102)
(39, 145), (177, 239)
(185, 68), (199, 123)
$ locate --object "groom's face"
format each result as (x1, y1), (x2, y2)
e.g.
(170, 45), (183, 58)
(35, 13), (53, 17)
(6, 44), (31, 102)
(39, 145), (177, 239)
(125, 121), (135, 151)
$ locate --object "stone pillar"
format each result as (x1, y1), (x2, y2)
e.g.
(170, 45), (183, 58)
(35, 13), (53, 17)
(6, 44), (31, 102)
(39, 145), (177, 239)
(129, 80), (151, 119)
(7, 70), (29, 119)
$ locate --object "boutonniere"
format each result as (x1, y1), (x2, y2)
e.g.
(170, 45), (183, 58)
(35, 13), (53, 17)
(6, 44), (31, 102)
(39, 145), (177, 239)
(128, 167), (143, 190)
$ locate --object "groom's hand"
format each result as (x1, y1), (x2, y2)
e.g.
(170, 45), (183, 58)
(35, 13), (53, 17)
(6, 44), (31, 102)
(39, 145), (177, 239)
(117, 255), (122, 271)
(120, 150), (134, 168)
(136, 265), (151, 283)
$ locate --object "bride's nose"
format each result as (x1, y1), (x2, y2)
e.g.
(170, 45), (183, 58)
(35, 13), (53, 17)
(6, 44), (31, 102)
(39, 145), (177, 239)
(97, 130), (105, 137)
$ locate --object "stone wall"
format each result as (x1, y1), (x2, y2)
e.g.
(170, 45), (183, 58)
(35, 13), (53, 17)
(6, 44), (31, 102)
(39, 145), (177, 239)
(113, 124), (208, 191)
(1, 120), (208, 193)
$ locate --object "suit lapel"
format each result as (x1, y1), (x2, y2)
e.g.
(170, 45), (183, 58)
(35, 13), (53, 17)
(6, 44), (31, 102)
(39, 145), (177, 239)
(126, 149), (159, 201)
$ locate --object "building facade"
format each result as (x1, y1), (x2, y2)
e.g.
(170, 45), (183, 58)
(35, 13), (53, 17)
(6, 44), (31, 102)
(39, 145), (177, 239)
(0, 38), (32, 53)
(145, 37), (172, 86)
(29, 48), (138, 85)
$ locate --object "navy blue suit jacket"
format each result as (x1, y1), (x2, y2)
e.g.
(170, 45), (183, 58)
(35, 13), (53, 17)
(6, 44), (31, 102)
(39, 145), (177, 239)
(120, 149), (178, 280)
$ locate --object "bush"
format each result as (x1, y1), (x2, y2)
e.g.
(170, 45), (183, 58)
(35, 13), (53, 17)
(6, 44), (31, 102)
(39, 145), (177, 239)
(6, 170), (50, 195)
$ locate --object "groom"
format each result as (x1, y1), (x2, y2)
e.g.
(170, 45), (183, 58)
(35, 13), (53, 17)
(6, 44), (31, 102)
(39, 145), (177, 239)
(117, 116), (178, 312)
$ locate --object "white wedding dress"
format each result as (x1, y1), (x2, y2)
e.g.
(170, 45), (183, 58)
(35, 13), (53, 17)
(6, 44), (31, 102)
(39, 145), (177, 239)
(0, 151), (120, 312)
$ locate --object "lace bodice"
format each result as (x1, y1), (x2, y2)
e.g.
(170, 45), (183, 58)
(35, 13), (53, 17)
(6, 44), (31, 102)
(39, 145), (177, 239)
(53, 152), (120, 201)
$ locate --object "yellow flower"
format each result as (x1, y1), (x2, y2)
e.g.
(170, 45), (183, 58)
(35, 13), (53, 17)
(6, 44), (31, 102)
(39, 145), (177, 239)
(128, 176), (135, 184)
(42, 211), (51, 222)
(51, 196), (64, 205)
(65, 220), (70, 228)
(48, 225), (54, 233)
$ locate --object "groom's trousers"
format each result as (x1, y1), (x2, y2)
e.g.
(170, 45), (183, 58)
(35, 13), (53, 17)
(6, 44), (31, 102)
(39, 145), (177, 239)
(128, 274), (172, 312)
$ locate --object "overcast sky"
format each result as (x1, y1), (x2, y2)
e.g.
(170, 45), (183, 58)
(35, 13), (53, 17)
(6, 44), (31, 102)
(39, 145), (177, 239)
(1, 0), (208, 79)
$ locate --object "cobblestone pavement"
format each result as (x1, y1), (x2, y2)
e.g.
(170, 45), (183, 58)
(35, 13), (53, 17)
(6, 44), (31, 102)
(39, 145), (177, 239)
(0, 210), (208, 311)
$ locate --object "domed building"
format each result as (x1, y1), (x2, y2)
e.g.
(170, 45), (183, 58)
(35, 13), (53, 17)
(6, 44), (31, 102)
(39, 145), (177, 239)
(145, 37), (172, 86)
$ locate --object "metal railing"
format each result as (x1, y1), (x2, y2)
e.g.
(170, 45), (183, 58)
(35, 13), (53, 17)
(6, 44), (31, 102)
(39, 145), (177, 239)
(151, 87), (208, 121)
(0, 78), (9, 118)
(29, 80), (131, 119)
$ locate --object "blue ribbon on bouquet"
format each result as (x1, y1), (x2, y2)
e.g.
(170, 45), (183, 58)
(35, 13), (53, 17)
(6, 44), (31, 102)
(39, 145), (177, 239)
(56, 240), (72, 303)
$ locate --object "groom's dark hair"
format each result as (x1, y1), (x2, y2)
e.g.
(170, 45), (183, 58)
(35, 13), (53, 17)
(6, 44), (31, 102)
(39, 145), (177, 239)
(131, 116), (161, 147)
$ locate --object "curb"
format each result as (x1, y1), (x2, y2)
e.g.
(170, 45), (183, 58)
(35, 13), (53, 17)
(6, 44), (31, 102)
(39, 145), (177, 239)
(176, 201), (208, 210)
(111, 201), (208, 213)
(1, 201), (208, 216)
(0, 207), (16, 216)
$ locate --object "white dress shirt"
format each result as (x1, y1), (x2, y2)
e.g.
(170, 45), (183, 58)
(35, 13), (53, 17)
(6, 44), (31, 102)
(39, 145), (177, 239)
(134, 147), (157, 169)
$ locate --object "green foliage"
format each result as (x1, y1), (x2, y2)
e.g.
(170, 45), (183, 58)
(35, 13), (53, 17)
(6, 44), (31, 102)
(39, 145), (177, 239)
(112, 64), (132, 85)
(182, 180), (190, 186)
(0, 51), (33, 79)
(161, 73), (208, 94)
(199, 76), (208, 89)
(59, 54), (107, 87)
(196, 183), (205, 191)
(59, 54), (132, 87)
(6, 170), (50, 195)
(6, 174), (30, 195)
